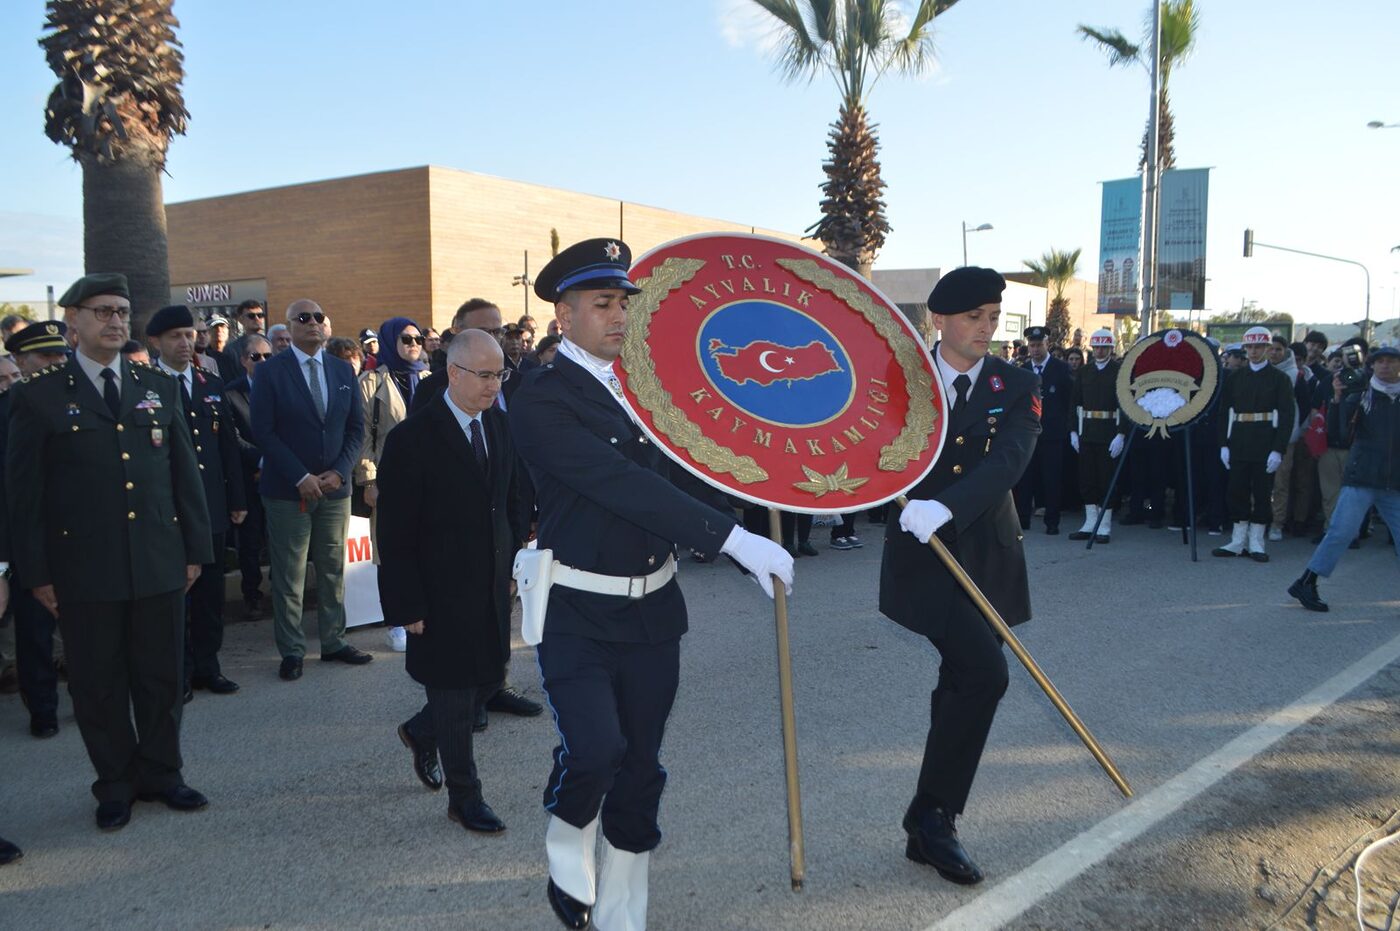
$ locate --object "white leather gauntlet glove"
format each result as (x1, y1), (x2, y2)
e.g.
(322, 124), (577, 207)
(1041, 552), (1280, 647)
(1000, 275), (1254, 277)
(721, 527), (794, 598)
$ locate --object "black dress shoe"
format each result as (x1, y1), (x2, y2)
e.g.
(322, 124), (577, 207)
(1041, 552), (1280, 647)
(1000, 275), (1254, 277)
(192, 674), (240, 694)
(398, 724), (442, 791)
(321, 645), (373, 665)
(547, 878), (593, 929)
(486, 686), (543, 717)
(903, 806), (984, 885)
(796, 541), (820, 557)
(96, 800), (131, 831)
(29, 717), (58, 739)
(1288, 577), (1329, 612)
(1094, 533), (1110, 544)
(1247, 551), (1270, 563)
(279, 656), (303, 680)
(137, 785), (209, 811)
(473, 703), (488, 733)
(1044, 525), (1059, 536)
(448, 799), (506, 834)
(0, 836), (21, 865)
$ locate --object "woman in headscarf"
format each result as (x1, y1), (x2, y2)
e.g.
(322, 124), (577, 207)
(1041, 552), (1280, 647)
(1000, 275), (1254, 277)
(355, 316), (429, 652)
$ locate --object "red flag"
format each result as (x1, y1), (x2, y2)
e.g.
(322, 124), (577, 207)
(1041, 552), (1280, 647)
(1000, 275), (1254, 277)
(712, 340), (841, 387)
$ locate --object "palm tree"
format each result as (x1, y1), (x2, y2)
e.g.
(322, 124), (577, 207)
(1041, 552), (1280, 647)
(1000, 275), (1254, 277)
(1078, 0), (1199, 171)
(750, 0), (959, 277)
(1023, 248), (1082, 348)
(39, 0), (189, 332)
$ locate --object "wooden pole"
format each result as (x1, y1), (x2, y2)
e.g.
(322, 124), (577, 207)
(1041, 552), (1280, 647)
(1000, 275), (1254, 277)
(767, 508), (806, 890)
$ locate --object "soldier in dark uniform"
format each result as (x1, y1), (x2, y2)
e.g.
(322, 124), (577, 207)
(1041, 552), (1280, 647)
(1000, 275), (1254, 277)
(509, 239), (793, 931)
(1068, 328), (1128, 542)
(148, 305), (248, 698)
(1213, 326), (1294, 561)
(6, 274), (213, 831)
(1015, 326), (1072, 534)
(1, 322), (73, 738)
(882, 267), (1040, 885)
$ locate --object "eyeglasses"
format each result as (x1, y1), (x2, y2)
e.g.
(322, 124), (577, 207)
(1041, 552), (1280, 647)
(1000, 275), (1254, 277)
(400, 334), (425, 346)
(243, 311), (265, 319)
(247, 352), (271, 361)
(450, 362), (511, 382)
(79, 303), (132, 322)
(294, 312), (327, 325)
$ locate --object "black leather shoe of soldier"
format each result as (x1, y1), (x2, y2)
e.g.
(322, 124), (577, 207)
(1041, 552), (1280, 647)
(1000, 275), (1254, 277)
(321, 645), (373, 665)
(903, 806), (984, 885)
(486, 686), (543, 717)
(279, 656), (303, 681)
(137, 785), (209, 811)
(1044, 525), (1059, 536)
(29, 717), (58, 739)
(449, 799), (506, 834)
(1067, 529), (1092, 541)
(1248, 550), (1270, 563)
(1094, 533), (1110, 544)
(1288, 578), (1329, 612)
(547, 878), (593, 929)
(0, 836), (21, 865)
(95, 800), (131, 831)
(192, 674), (240, 694)
(398, 723), (442, 791)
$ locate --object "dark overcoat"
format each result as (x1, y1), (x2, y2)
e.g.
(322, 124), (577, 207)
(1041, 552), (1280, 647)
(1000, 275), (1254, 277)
(183, 367), (246, 535)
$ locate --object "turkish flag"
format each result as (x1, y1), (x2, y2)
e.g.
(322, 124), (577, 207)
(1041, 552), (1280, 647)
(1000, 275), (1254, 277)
(712, 340), (842, 387)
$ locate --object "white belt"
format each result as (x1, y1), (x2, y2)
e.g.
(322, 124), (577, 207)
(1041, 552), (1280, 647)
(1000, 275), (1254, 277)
(552, 556), (677, 600)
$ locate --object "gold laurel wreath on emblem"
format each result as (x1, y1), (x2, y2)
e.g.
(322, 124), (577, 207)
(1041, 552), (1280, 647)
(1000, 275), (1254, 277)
(621, 257), (770, 484)
(774, 258), (937, 473)
(1115, 331), (1219, 440)
(793, 463), (869, 497)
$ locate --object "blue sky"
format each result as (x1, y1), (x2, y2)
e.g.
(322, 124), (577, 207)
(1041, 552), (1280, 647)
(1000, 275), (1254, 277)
(1, 0), (1397, 330)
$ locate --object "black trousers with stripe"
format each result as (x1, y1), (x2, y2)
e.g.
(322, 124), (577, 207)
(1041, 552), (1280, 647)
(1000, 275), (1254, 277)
(405, 683), (498, 805)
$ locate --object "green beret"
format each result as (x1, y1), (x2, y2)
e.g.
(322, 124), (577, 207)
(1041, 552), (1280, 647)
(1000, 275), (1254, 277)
(928, 267), (1006, 316)
(57, 273), (129, 308)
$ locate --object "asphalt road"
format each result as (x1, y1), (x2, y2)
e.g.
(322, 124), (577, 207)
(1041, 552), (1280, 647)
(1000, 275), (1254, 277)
(1, 517), (1397, 930)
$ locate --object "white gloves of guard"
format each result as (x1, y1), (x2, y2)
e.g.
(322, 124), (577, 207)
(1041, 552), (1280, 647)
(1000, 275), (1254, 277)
(899, 499), (953, 544)
(1108, 434), (1125, 459)
(1069, 431), (1080, 453)
(1266, 451), (1283, 473)
(1220, 447), (1230, 470)
(721, 526), (794, 598)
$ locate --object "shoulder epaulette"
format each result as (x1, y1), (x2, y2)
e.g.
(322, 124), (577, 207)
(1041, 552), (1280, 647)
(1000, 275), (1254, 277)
(134, 361), (173, 379)
(20, 363), (64, 384)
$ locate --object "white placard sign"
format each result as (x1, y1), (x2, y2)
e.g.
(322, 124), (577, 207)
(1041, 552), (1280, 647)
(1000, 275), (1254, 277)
(344, 515), (383, 628)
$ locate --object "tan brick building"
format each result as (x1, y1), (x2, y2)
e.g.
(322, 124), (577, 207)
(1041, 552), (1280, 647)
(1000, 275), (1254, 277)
(166, 166), (807, 338)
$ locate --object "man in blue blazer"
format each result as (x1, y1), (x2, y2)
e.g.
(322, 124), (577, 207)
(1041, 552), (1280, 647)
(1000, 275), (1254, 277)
(250, 299), (370, 680)
(1015, 326), (1073, 534)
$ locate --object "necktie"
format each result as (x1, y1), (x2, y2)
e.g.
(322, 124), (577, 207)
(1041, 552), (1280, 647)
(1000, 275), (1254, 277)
(101, 368), (120, 418)
(469, 418), (488, 471)
(951, 373), (971, 421)
(306, 358), (326, 420)
(180, 373), (194, 411)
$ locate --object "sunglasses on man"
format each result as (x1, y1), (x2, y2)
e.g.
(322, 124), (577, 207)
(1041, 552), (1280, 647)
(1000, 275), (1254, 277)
(294, 312), (327, 325)
(247, 352), (272, 361)
(243, 311), (266, 319)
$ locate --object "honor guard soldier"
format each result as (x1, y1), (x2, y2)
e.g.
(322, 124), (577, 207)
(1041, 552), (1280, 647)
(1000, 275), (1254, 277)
(510, 238), (793, 931)
(882, 267), (1040, 885)
(1213, 325), (1294, 561)
(1068, 328), (1129, 542)
(1015, 326), (1073, 534)
(147, 305), (248, 699)
(6, 274), (213, 831)
(0, 321), (72, 739)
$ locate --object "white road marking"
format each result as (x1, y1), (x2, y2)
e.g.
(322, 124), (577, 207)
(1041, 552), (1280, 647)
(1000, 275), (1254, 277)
(924, 629), (1400, 931)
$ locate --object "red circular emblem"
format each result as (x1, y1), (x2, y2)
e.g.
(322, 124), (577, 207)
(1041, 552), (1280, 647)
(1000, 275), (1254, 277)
(617, 233), (945, 513)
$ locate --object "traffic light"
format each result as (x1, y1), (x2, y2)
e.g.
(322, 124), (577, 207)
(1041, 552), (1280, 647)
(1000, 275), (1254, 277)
(1243, 229), (1254, 258)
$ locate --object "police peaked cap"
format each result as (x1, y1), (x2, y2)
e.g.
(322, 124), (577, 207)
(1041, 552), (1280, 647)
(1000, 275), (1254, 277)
(534, 238), (641, 304)
(57, 272), (129, 308)
(1024, 326), (1048, 341)
(927, 267), (1006, 315)
(5, 321), (68, 355)
(146, 304), (196, 337)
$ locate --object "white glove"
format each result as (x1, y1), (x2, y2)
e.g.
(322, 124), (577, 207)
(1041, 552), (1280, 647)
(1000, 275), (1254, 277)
(1108, 434), (1125, 459)
(720, 526), (794, 598)
(1069, 431), (1080, 453)
(1266, 451), (1283, 474)
(899, 499), (953, 544)
(1220, 447), (1230, 470)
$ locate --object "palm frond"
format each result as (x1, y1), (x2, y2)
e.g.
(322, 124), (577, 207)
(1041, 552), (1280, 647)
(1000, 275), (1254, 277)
(1076, 24), (1141, 68)
(1158, 0), (1200, 75)
(750, 0), (825, 84)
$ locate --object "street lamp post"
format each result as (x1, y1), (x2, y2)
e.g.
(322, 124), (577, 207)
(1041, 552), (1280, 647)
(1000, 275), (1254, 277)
(1366, 120), (1399, 129)
(511, 250), (532, 316)
(1242, 229), (1372, 343)
(961, 221), (993, 267)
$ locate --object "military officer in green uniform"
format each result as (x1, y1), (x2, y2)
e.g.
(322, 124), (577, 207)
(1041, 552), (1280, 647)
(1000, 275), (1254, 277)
(5, 273), (213, 831)
(1068, 328), (1129, 542)
(1212, 325), (1294, 562)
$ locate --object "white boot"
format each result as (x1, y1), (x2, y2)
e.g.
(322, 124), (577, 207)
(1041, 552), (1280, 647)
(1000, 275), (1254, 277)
(546, 815), (599, 906)
(1097, 508), (1113, 540)
(1247, 523), (1269, 561)
(1070, 504), (1099, 539)
(594, 839), (650, 931)
(1213, 522), (1247, 556)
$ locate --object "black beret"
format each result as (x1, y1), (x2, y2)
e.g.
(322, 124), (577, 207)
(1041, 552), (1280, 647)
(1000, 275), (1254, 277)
(534, 238), (641, 304)
(4, 321), (68, 355)
(120, 339), (145, 355)
(146, 304), (195, 337)
(928, 267), (1006, 315)
(1025, 326), (1048, 340)
(57, 273), (129, 308)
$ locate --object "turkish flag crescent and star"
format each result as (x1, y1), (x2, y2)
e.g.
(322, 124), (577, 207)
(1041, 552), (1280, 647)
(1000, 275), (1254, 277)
(711, 339), (842, 387)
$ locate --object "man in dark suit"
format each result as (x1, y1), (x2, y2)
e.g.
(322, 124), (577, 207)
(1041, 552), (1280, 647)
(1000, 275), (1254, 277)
(1015, 326), (1072, 534)
(378, 330), (530, 834)
(881, 267), (1040, 886)
(7, 273), (214, 831)
(410, 298), (505, 416)
(148, 305), (248, 698)
(224, 334), (273, 618)
(250, 299), (370, 681)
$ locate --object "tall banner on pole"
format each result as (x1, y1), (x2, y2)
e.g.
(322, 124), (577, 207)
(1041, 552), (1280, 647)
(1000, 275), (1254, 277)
(1097, 178), (1142, 314)
(1097, 169), (1210, 315)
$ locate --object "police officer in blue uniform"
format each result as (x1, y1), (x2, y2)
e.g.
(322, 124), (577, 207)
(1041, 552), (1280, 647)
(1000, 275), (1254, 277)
(1015, 326), (1072, 534)
(883, 267), (1040, 885)
(509, 238), (794, 931)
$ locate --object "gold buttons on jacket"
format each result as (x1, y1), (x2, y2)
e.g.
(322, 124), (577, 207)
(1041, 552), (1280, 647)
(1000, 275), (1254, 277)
(195, 445), (203, 453)
(121, 452), (130, 461)
(952, 464), (963, 475)
(127, 511), (136, 520)
(71, 425), (78, 432)
(198, 464), (205, 470)
(116, 424), (124, 432)
(955, 436), (965, 446)
(125, 482), (134, 490)
(193, 428), (199, 436)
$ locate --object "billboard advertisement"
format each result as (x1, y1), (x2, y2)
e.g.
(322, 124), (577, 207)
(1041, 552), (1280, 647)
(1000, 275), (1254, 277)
(1097, 168), (1211, 315)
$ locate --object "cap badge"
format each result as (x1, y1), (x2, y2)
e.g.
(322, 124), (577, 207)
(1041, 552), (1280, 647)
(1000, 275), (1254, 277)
(45, 324), (58, 336)
(604, 241), (622, 261)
